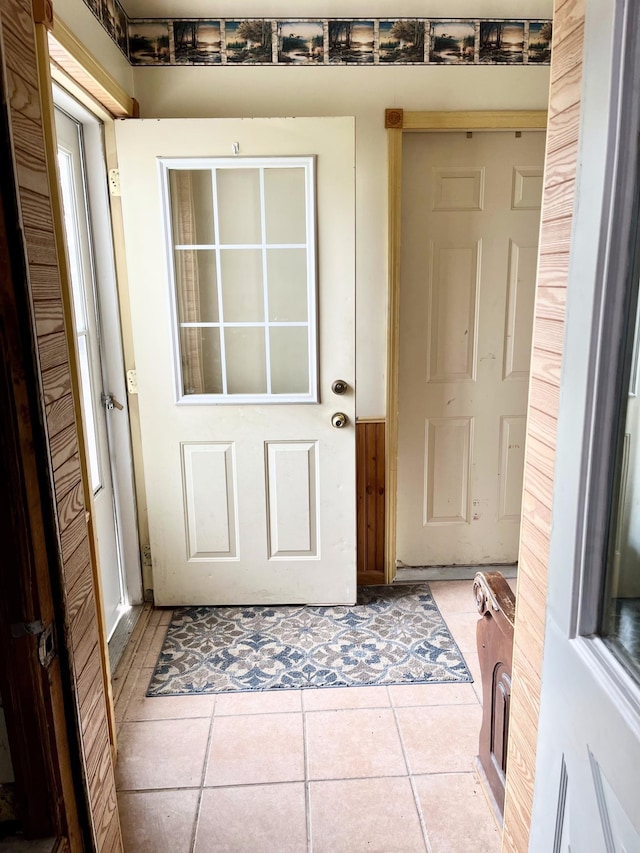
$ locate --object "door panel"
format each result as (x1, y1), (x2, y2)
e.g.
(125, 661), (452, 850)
(116, 118), (356, 605)
(396, 130), (545, 567)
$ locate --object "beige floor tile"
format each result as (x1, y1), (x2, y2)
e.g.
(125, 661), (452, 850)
(414, 772), (501, 852)
(306, 708), (406, 780)
(116, 718), (210, 790)
(302, 685), (390, 711)
(309, 777), (426, 853)
(429, 581), (476, 614)
(118, 789), (199, 853)
(206, 712), (304, 786)
(441, 612), (479, 656)
(388, 683), (479, 708)
(396, 704), (482, 774)
(464, 651), (484, 704)
(124, 668), (215, 721)
(195, 783), (307, 852)
(214, 689), (302, 716)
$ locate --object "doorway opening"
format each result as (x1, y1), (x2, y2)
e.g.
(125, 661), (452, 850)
(385, 112), (547, 583)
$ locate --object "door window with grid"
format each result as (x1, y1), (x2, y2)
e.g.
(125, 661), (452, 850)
(161, 157), (318, 403)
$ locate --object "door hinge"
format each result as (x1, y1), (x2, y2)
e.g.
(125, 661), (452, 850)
(126, 369), (138, 395)
(10, 620), (56, 668)
(108, 168), (121, 197)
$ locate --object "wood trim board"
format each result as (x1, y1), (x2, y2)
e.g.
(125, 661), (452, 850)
(356, 420), (385, 585)
(49, 15), (136, 118)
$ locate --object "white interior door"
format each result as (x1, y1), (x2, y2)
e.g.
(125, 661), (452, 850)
(115, 118), (356, 606)
(531, 1), (640, 847)
(396, 130), (545, 567)
(56, 107), (127, 637)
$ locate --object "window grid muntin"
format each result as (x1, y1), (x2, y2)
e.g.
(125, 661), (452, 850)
(162, 157), (317, 404)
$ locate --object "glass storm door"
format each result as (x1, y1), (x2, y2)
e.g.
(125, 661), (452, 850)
(55, 107), (127, 637)
(115, 118), (356, 605)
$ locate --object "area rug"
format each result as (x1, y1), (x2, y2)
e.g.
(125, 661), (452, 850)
(146, 584), (472, 696)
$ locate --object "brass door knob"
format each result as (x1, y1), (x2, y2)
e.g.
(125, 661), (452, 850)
(332, 379), (349, 395)
(331, 412), (349, 429)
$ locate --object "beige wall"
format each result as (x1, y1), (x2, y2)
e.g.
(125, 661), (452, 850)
(134, 66), (551, 415)
(52, 0), (552, 415)
(125, 0), (553, 22)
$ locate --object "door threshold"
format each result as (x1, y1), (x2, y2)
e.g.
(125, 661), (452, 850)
(108, 604), (144, 672)
(394, 564), (517, 583)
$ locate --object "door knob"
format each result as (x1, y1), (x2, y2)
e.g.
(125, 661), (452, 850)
(331, 379), (349, 395)
(331, 412), (349, 429)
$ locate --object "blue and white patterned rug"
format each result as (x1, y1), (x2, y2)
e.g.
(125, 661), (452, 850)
(146, 584), (472, 696)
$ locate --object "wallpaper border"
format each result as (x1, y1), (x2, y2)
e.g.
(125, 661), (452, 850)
(81, 3), (553, 68)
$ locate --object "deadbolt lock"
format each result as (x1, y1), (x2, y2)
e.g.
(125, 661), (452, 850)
(331, 379), (349, 395)
(331, 412), (349, 429)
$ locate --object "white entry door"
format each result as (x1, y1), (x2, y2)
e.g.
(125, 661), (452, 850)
(115, 118), (356, 606)
(530, 1), (640, 847)
(396, 130), (545, 567)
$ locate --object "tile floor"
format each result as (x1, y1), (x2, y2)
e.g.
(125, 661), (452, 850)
(112, 580), (504, 852)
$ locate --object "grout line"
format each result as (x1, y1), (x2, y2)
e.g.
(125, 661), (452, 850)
(212, 707), (304, 718)
(117, 785), (202, 794)
(302, 708), (312, 853)
(190, 700), (217, 853)
(390, 696), (432, 853)
(118, 771), (475, 797)
(389, 698), (412, 779)
(409, 774), (433, 853)
(123, 713), (214, 723)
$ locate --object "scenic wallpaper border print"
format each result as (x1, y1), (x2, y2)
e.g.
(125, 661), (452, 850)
(277, 22), (324, 65)
(430, 21), (476, 65)
(479, 21), (525, 64)
(78, 0), (553, 69)
(379, 20), (427, 64)
(174, 21), (221, 65)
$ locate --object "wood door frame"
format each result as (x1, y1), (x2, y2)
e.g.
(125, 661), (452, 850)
(384, 109), (548, 583)
(34, 18), (120, 754)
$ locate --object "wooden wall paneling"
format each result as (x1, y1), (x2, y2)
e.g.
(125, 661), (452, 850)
(0, 0), (124, 846)
(0, 13), (84, 845)
(356, 420), (385, 585)
(501, 1), (586, 849)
